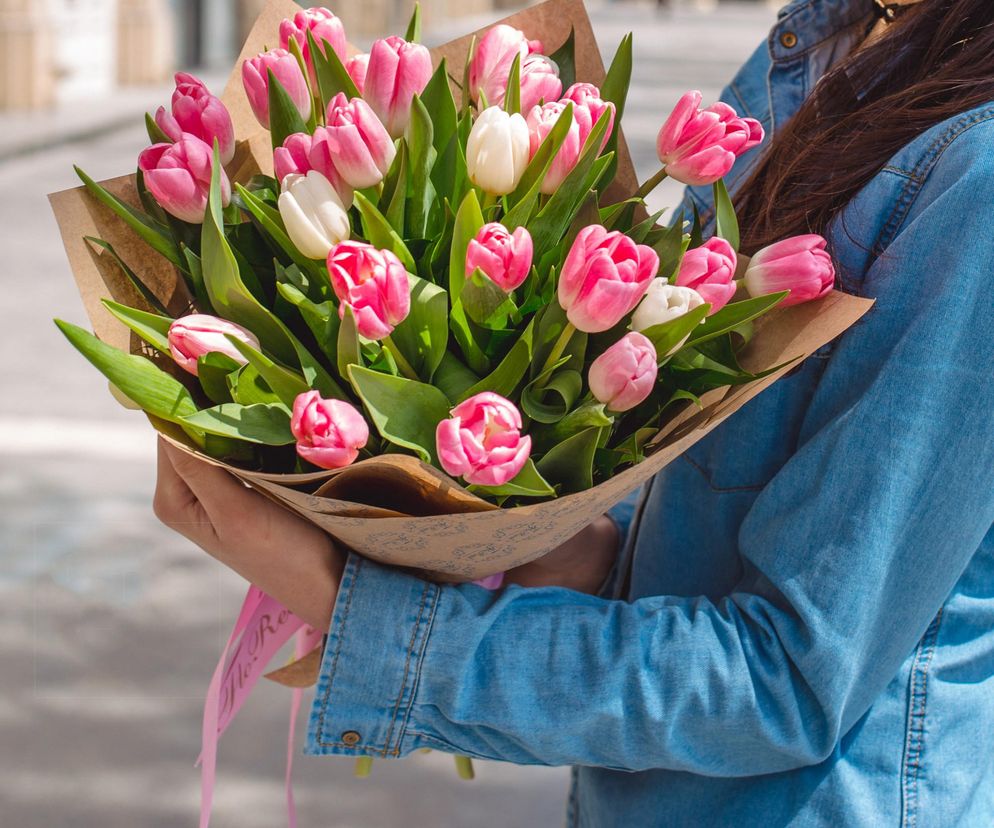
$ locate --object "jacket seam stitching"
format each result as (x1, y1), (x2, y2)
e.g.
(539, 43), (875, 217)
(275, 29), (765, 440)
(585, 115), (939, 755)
(315, 555), (362, 749)
(900, 606), (944, 828)
(682, 453), (768, 493)
(391, 581), (440, 755)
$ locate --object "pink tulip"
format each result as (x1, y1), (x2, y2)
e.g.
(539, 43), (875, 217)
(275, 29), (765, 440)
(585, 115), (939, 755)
(291, 390), (369, 470)
(561, 82), (615, 150)
(469, 24), (543, 109)
(154, 73), (235, 165)
(527, 101), (582, 195)
(327, 241), (411, 340)
(558, 225), (659, 333)
(436, 392), (531, 487)
(346, 53), (370, 94)
(241, 48), (312, 130)
(473, 573), (506, 590)
(273, 131), (352, 204)
(167, 314), (258, 376)
(317, 93), (396, 190)
(675, 237), (737, 314)
(588, 332), (658, 413)
(743, 234), (835, 307)
(362, 36), (433, 138)
(278, 7), (347, 89)
(519, 54), (562, 112)
(138, 135), (230, 224)
(465, 222), (533, 292)
(656, 90), (764, 186)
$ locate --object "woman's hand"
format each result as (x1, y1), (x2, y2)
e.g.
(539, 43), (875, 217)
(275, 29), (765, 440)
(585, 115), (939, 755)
(505, 516), (620, 594)
(153, 438), (343, 630)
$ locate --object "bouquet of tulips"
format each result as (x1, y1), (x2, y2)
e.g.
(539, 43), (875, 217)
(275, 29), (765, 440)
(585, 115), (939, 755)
(55, 2), (838, 515)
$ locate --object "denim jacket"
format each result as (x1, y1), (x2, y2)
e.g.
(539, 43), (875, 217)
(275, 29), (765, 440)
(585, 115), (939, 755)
(306, 2), (994, 825)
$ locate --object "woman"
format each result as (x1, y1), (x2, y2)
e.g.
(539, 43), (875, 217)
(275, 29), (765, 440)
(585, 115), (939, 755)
(154, 0), (994, 824)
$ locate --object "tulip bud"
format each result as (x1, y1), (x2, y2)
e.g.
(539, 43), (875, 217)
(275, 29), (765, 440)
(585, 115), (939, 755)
(241, 48), (312, 130)
(465, 223), (533, 292)
(674, 237), (737, 315)
(346, 53), (369, 94)
(631, 280), (706, 331)
(291, 390), (369, 470)
(656, 90), (764, 186)
(278, 7), (347, 90)
(278, 171), (351, 260)
(154, 73), (235, 165)
(468, 24), (542, 109)
(436, 392), (531, 487)
(167, 314), (259, 376)
(561, 82), (615, 151)
(362, 36), (433, 139)
(273, 131), (353, 206)
(588, 332), (658, 413)
(138, 135), (230, 224)
(327, 241), (411, 340)
(316, 93), (396, 190)
(558, 225), (659, 333)
(743, 234), (835, 307)
(519, 54), (562, 112)
(526, 101), (581, 195)
(466, 106), (530, 195)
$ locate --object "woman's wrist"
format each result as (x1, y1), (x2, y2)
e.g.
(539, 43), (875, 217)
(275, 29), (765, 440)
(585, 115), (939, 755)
(505, 515), (620, 593)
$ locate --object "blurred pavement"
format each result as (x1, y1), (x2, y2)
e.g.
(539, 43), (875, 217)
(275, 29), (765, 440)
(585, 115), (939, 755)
(0, 3), (774, 826)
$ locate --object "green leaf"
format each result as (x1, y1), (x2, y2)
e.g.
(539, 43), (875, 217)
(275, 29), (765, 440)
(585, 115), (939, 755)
(505, 52), (521, 114)
(468, 458), (555, 499)
(181, 402), (294, 445)
(640, 303), (710, 359)
(353, 191), (417, 273)
(433, 351), (480, 403)
(599, 33), (632, 184)
(383, 141), (408, 232)
(421, 59), (459, 161)
(101, 299), (172, 353)
(202, 151), (298, 365)
(144, 112), (173, 145)
(649, 211), (688, 281)
(448, 189), (485, 304)
(521, 369), (583, 424)
(390, 274), (449, 379)
(196, 352), (240, 404)
(347, 364), (451, 464)
(461, 268), (516, 329)
(540, 399), (613, 450)
(276, 282), (339, 364)
(504, 101), (575, 226)
(308, 27), (360, 104)
(548, 28), (576, 90)
(266, 68), (309, 151)
(337, 304), (362, 382)
(228, 364), (282, 406)
(234, 184), (322, 279)
(54, 320), (200, 434)
(536, 426), (602, 494)
(526, 111), (613, 252)
(74, 165), (184, 269)
(458, 317), (535, 402)
(224, 335), (309, 408)
(406, 95), (436, 239)
(713, 178), (740, 252)
(85, 237), (170, 315)
(687, 292), (788, 347)
(404, 2), (422, 42)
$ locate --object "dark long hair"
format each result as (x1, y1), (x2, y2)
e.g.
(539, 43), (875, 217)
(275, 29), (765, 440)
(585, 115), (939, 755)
(736, 0), (994, 253)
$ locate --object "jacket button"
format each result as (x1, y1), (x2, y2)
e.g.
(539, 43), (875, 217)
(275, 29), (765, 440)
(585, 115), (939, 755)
(780, 31), (798, 48)
(341, 730), (361, 746)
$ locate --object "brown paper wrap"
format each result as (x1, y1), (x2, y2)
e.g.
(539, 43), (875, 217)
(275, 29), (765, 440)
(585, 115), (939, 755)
(49, 0), (874, 584)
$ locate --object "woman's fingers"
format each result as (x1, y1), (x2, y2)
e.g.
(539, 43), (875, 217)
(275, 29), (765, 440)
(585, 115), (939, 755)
(153, 439), (215, 545)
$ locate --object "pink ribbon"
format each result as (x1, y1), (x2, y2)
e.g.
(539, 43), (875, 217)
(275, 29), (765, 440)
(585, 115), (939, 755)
(198, 585), (315, 828)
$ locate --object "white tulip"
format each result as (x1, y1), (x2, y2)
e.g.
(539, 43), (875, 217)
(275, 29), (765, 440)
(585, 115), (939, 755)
(466, 106), (530, 195)
(631, 280), (705, 355)
(277, 170), (351, 260)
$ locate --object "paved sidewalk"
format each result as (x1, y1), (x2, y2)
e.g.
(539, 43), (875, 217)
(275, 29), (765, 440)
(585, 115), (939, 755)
(0, 3), (776, 827)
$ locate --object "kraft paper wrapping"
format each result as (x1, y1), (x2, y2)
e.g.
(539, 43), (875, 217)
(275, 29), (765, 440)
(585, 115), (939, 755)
(49, 0), (875, 582)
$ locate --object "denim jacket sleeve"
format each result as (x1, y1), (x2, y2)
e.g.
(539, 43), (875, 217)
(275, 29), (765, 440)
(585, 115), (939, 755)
(306, 133), (994, 774)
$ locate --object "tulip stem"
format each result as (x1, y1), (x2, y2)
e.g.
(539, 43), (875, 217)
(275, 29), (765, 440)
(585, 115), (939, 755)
(382, 336), (419, 381)
(538, 321), (576, 380)
(634, 167), (669, 201)
(354, 757), (373, 777)
(454, 755), (475, 780)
